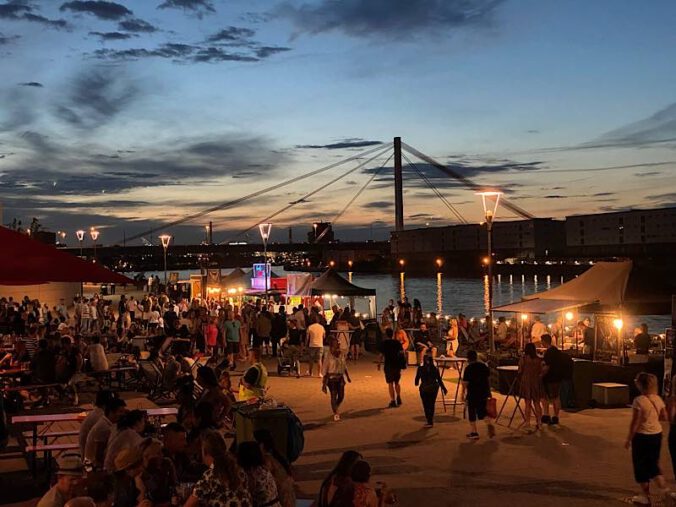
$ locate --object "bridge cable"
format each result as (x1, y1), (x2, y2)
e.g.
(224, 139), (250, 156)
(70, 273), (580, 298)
(315, 152), (394, 243)
(220, 145), (392, 245)
(401, 153), (468, 224)
(401, 142), (534, 220)
(114, 142), (390, 245)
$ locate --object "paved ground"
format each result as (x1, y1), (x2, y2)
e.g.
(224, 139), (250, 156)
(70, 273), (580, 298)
(270, 353), (673, 506)
(3, 353), (674, 506)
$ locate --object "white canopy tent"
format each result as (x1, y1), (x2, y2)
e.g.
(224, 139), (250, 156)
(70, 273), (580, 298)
(493, 261), (633, 357)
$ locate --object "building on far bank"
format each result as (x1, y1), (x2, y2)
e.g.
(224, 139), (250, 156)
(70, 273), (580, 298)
(391, 218), (566, 269)
(565, 207), (676, 257)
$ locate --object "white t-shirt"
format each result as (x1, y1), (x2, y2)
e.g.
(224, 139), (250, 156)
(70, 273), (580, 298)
(632, 394), (665, 434)
(307, 323), (325, 348)
(531, 321), (547, 341)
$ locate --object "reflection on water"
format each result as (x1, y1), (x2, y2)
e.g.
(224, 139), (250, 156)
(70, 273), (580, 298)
(436, 272), (443, 315)
(483, 275), (490, 315)
(399, 272), (406, 302)
(534, 274), (538, 293)
(348, 271), (353, 283)
(546, 275), (551, 291)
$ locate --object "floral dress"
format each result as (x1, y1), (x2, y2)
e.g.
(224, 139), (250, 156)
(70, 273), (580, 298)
(193, 467), (253, 507)
(247, 466), (281, 507)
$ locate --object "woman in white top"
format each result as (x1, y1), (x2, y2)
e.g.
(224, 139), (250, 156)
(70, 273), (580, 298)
(625, 372), (669, 505)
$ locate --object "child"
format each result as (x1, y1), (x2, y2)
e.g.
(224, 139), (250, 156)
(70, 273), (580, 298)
(625, 372), (670, 505)
(322, 345), (351, 421)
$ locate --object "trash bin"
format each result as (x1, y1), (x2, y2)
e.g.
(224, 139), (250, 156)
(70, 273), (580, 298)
(234, 403), (290, 459)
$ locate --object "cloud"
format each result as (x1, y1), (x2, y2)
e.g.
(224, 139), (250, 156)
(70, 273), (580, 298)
(255, 46), (292, 58)
(90, 40), (282, 63)
(60, 1), (132, 20)
(296, 139), (383, 150)
(18, 81), (43, 87)
(275, 0), (504, 40)
(362, 200), (394, 209)
(635, 171), (661, 177)
(89, 31), (135, 40)
(0, 32), (19, 45)
(118, 18), (158, 33)
(646, 192), (676, 205)
(207, 26), (255, 43)
(158, 0), (215, 18)
(0, 1), (70, 29)
(585, 102), (676, 149)
(53, 66), (140, 129)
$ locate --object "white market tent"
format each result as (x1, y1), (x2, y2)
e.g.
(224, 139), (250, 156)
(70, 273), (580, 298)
(493, 260), (633, 315)
(493, 261), (633, 357)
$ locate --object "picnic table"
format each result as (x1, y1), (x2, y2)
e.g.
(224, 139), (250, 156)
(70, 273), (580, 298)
(87, 365), (138, 390)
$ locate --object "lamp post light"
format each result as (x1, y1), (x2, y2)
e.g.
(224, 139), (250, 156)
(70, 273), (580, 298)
(435, 258), (443, 271)
(89, 228), (100, 262)
(258, 223), (272, 301)
(76, 230), (85, 257)
(159, 234), (171, 289)
(477, 190), (503, 352)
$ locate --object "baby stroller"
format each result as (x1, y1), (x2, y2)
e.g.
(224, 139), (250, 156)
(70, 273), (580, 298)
(277, 338), (301, 377)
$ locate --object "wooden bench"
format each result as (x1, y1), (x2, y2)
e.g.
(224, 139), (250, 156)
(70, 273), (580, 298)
(23, 429), (79, 445)
(25, 442), (80, 477)
(3, 383), (60, 393)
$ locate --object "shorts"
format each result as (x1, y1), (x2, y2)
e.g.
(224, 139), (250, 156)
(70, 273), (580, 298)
(226, 341), (239, 355)
(384, 366), (401, 384)
(632, 432), (662, 483)
(252, 336), (264, 348)
(544, 381), (561, 400)
(467, 398), (487, 422)
(309, 347), (323, 362)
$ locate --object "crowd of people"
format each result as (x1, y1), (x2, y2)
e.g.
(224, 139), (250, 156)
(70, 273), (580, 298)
(0, 291), (670, 506)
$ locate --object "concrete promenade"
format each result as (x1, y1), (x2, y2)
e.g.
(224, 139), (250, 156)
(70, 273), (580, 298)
(276, 353), (668, 506)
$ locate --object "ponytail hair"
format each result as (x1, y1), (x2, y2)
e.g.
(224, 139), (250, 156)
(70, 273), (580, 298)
(201, 430), (242, 490)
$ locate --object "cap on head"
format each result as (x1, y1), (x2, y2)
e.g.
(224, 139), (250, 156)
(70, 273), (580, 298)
(57, 454), (84, 476)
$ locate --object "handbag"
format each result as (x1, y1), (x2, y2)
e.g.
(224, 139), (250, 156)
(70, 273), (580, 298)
(486, 397), (497, 419)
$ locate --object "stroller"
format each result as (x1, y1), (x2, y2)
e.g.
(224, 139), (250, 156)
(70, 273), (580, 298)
(277, 338), (301, 377)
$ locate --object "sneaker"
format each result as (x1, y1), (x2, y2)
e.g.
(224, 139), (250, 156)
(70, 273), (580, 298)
(388, 400), (397, 408)
(396, 396), (402, 406)
(541, 415), (551, 425)
(551, 416), (559, 425)
(467, 432), (480, 440)
(630, 494), (650, 505)
(423, 423), (433, 428)
(333, 414), (341, 421)
(487, 423), (496, 439)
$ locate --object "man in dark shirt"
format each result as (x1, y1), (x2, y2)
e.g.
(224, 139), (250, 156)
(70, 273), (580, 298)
(541, 333), (567, 425)
(634, 323), (651, 355)
(31, 339), (56, 384)
(462, 350), (494, 440)
(414, 323), (437, 361)
(379, 329), (404, 408)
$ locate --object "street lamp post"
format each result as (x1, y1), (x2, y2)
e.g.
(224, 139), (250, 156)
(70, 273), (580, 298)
(258, 223), (272, 301)
(76, 230), (85, 257)
(89, 228), (99, 262)
(159, 234), (172, 289)
(477, 191), (503, 352)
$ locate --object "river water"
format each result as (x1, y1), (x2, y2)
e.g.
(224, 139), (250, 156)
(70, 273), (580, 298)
(138, 267), (671, 333)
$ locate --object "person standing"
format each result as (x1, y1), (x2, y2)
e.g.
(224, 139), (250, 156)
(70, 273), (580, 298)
(415, 353), (447, 427)
(634, 324), (652, 355)
(271, 307), (287, 358)
(518, 343), (544, 432)
(530, 316), (547, 345)
(461, 350), (495, 440)
(307, 319), (326, 378)
(378, 329), (405, 408)
(626, 372), (670, 505)
(254, 309), (273, 357)
(322, 345), (351, 421)
(223, 311), (241, 371)
(541, 334), (566, 426)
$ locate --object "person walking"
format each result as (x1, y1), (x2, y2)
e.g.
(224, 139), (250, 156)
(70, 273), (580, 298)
(415, 353), (447, 427)
(322, 345), (351, 421)
(306, 319), (325, 377)
(223, 310), (241, 371)
(541, 333), (568, 426)
(461, 350), (495, 440)
(271, 307), (287, 358)
(378, 329), (405, 408)
(518, 343), (544, 432)
(626, 372), (670, 505)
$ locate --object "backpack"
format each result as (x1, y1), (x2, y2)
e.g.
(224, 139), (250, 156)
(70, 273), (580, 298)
(286, 410), (305, 463)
